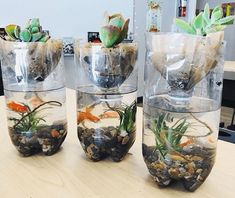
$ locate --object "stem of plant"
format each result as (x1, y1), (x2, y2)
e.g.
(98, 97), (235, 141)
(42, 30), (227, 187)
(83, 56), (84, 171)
(13, 101), (62, 129)
(190, 113), (213, 136)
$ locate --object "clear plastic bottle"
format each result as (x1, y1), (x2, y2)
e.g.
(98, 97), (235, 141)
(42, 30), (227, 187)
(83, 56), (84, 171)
(143, 32), (225, 191)
(74, 41), (138, 161)
(0, 39), (67, 156)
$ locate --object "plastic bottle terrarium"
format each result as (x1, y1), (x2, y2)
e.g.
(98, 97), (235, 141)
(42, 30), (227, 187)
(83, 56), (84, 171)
(143, 4), (234, 191)
(0, 19), (67, 156)
(74, 13), (138, 162)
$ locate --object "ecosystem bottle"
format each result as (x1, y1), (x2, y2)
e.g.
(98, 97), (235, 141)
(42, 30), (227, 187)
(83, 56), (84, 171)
(0, 19), (67, 156)
(74, 13), (138, 162)
(143, 32), (225, 191)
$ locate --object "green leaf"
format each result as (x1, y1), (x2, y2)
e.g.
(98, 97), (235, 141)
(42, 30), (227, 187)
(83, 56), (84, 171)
(115, 18), (130, 45)
(205, 25), (226, 34)
(203, 3), (210, 24)
(31, 27), (39, 34)
(100, 25), (121, 48)
(215, 15), (235, 25)
(31, 32), (43, 42)
(212, 5), (221, 15)
(39, 34), (50, 42)
(5, 24), (18, 40)
(20, 29), (32, 42)
(31, 18), (40, 28)
(211, 7), (223, 23)
(174, 18), (196, 34)
(201, 18), (208, 35)
(14, 26), (21, 39)
(194, 12), (203, 29)
(109, 16), (124, 29)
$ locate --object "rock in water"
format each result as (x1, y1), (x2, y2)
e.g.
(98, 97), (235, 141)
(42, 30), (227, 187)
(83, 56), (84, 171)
(142, 143), (216, 191)
(8, 121), (67, 157)
(77, 126), (136, 162)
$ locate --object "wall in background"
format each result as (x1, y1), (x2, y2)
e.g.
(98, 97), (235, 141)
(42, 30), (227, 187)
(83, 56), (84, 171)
(197, 0), (235, 61)
(134, 0), (147, 96)
(0, 0), (134, 40)
(161, 1), (177, 31)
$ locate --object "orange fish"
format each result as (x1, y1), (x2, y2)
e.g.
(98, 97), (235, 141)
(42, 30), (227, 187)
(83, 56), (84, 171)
(179, 139), (194, 148)
(77, 107), (100, 124)
(30, 95), (45, 107)
(99, 111), (119, 119)
(7, 101), (29, 113)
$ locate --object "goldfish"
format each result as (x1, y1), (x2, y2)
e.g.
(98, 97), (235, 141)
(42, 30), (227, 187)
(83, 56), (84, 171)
(179, 139), (194, 148)
(99, 111), (119, 119)
(30, 95), (45, 107)
(77, 107), (100, 124)
(7, 101), (29, 113)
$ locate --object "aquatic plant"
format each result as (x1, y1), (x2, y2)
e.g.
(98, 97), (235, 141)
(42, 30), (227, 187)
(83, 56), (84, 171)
(99, 13), (130, 48)
(4, 18), (50, 42)
(109, 101), (137, 133)
(8, 100), (62, 133)
(77, 100), (136, 133)
(150, 113), (213, 159)
(175, 3), (235, 36)
(151, 113), (189, 159)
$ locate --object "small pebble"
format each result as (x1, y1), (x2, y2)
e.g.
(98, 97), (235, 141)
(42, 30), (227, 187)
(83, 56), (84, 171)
(122, 136), (130, 145)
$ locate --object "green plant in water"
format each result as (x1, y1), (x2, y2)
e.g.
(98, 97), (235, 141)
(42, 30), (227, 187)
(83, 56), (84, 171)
(4, 18), (50, 42)
(150, 113), (213, 159)
(8, 101), (62, 133)
(175, 3), (235, 36)
(107, 101), (137, 133)
(100, 13), (130, 48)
(151, 113), (189, 159)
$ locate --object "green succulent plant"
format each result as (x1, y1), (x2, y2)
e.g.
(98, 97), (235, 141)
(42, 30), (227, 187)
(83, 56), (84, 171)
(99, 13), (130, 48)
(175, 3), (235, 36)
(105, 100), (137, 133)
(4, 18), (50, 42)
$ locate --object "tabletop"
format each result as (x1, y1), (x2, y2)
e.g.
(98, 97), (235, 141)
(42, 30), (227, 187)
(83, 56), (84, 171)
(224, 61), (235, 80)
(0, 89), (235, 198)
